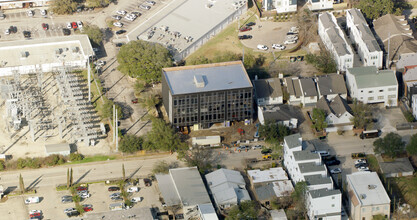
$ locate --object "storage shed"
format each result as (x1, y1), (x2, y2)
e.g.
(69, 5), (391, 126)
(45, 143), (71, 156)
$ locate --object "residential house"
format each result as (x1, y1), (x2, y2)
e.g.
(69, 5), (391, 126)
(257, 105), (301, 129)
(316, 95), (353, 132)
(307, 0), (333, 11)
(253, 78), (283, 106)
(283, 77), (303, 105)
(315, 74), (348, 100)
(379, 158), (415, 178)
(347, 172), (390, 220)
(306, 188), (342, 220)
(373, 14), (417, 67)
(318, 12), (354, 71)
(205, 169), (251, 210)
(263, 0), (297, 13)
(248, 167), (289, 186)
(299, 78), (318, 106)
(155, 167), (218, 220)
(346, 9), (383, 68)
(162, 61), (253, 129)
(345, 66), (398, 106)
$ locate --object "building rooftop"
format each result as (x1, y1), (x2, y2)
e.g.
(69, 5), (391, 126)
(0, 35), (92, 69)
(304, 174), (333, 186)
(254, 183), (275, 201)
(259, 105), (302, 123)
(347, 172), (391, 206)
(206, 169), (245, 187)
(284, 77), (303, 98)
(198, 203), (218, 220)
(396, 53), (417, 70)
(248, 167), (288, 184)
(309, 188), (341, 199)
(163, 61), (252, 95)
(84, 207), (154, 220)
(347, 66), (398, 89)
(155, 173), (181, 206)
(347, 9), (381, 52)
(404, 67), (417, 82)
(299, 78), (318, 97)
(284, 133), (302, 149)
(315, 74), (347, 97)
(316, 95), (351, 117)
(298, 162), (326, 174)
(293, 151), (320, 162)
(44, 143), (71, 154)
(319, 12), (353, 57)
(253, 78), (283, 99)
(379, 158), (415, 175)
(272, 180), (294, 197)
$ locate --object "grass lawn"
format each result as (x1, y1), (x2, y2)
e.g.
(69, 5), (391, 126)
(67, 155), (117, 164)
(366, 154), (380, 172)
(390, 176), (417, 210)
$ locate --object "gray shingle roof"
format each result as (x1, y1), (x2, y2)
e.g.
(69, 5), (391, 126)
(315, 74), (347, 97)
(347, 9), (381, 53)
(284, 77), (303, 98)
(284, 133), (302, 149)
(347, 66), (398, 89)
(319, 12), (353, 57)
(260, 105), (302, 123)
(253, 78), (283, 99)
(254, 183), (275, 201)
(309, 188), (341, 199)
(379, 158), (415, 175)
(299, 78), (318, 97)
(316, 95), (351, 117)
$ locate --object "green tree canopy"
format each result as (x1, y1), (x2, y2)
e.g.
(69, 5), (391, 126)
(82, 25), (103, 47)
(406, 133), (417, 155)
(259, 121), (290, 143)
(119, 135), (144, 153)
(357, 0), (394, 20)
(351, 99), (372, 129)
(50, 0), (77, 15)
(186, 51), (259, 71)
(146, 117), (186, 151)
(86, 0), (111, 8)
(226, 201), (259, 220)
(102, 99), (123, 119)
(305, 51), (337, 74)
(311, 108), (327, 131)
(373, 132), (405, 158)
(117, 41), (173, 84)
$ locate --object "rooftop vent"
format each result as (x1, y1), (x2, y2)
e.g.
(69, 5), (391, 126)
(71, 47), (79, 53)
(194, 75), (206, 88)
(360, 194), (367, 199)
(55, 48), (62, 55)
(20, 51), (28, 58)
(368, 184), (377, 189)
(205, 3), (214, 8)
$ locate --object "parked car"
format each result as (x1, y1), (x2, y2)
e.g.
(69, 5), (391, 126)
(4, 29), (10, 35)
(77, 21), (83, 28)
(61, 195), (73, 203)
(239, 26), (252, 32)
(144, 178), (151, 187)
(25, 197), (40, 204)
(42, 23), (48, 30)
(112, 15), (122, 20)
(115, 42), (125, 47)
(116, 10), (127, 15)
(111, 196), (123, 201)
(252, 145), (262, 150)
(131, 11), (142, 16)
(40, 9), (47, 16)
(96, 60), (106, 66)
(238, 35), (252, 40)
(66, 210), (80, 217)
(127, 187), (139, 192)
(357, 166), (370, 172)
(113, 22), (123, 27)
(9, 26), (17, 33)
(330, 168), (342, 174)
(354, 159), (367, 165)
(325, 159), (340, 166)
(27, 10), (33, 17)
(131, 197), (143, 203)
(284, 39), (297, 45)
(71, 22), (78, 29)
(140, 5), (151, 10)
(257, 44), (268, 51)
(246, 22), (256, 26)
(146, 0), (156, 5)
(63, 28), (71, 35)
(313, 150), (330, 157)
(76, 186), (87, 191)
(83, 204), (93, 208)
(29, 210), (42, 215)
(355, 162), (368, 168)
(110, 192), (121, 198)
(287, 35), (298, 41)
(64, 208), (76, 213)
(108, 186), (120, 192)
(67, 22), (72, 29)
(23, 31), (31, 38)
(272, 44), (285, 50)
(29, 212), (42, 218)
(83, 206), (93, 212)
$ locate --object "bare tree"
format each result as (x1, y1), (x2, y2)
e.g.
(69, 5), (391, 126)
(296, 8), (318, 46)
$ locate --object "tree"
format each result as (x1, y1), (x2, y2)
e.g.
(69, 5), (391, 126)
(122, 164), (126, 181)
(406, 134), (417, 155)
(291, 181), (308, 217)
(50, 0), (77, 15)
(152, 160), (179, 174)
(102, 99), (123, 119)
(181, 147), (217, 173)
(19, 174), (25, 194)
(311, 108), (328, 131)
(357, 0), (394, 20)
(117, 40), (173, 84)
(82, 25), (104, 47)
(305, 51), (337, 73)
(119, 135), (144, 153)
(187, 51), (258, 71)
(146, 117), (187, 151)
(271, 195), (292, 210)
(86, 0), (111, 8)
(226, 201), (259, 220)
(373, 132), (405, 158)
(259, 121), (290, 143)
(404, 111), (416, 122)
(138, 92), (161, 111)
(296, 8), (318, 46)
(351, 99), (372, 129)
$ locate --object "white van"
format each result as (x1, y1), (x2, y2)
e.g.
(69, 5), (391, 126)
(131, 197), (142, 203)
(25, 197), (40, 204)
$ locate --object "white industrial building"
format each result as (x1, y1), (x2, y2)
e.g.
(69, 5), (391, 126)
(262, 0), (297, 13)
(346, 9), (383, 68)
(307, 0), (333, 11)
(345, 66), (398, 106)
(283, 133), (341, 220)
(0, 35), (93, 76)
(44, 143), (71, 156)
(126, 0), (247, 61)
(318, 12), (354, 72)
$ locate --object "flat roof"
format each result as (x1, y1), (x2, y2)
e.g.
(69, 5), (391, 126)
(284, 133), (302, 149)
(304, 174), (333, 186)
(163, 61), (252, 95)
(127, 0), (246, 58)
(0, 35), (92, 68)
(155, 173), (181, 206)
(247, 167), (288, 184)
(198, 203), (218, 220)
(272, 180), (294, 197)
(84, 207), (154, 220)
(293, 151), (320, 161)
(44, 143), (70, 154)
(347, 66), (398, 89)
(347, 172), (390, 206)
(309, 188), (341, 199)
(379, 158), (414, 175)
(298, 162), (326, 174)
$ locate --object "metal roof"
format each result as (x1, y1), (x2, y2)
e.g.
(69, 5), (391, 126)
(44, 143), (70, 154)
(155, 173), (181, 206)
(163, 61), (252, 95)
(253, 78), (283, 99)
(347, 66), (398, 89)
(315, 74), (347, 96)
(309, 188), (341, 199)
(284, 133), (302, 149)
(347, 172), (390, 206)
(84, 207), (154, 220)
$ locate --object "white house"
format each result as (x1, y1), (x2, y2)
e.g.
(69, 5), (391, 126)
(412, 95), (417, 119)
(253, 78), (283, 106)
(304, 174), (334, 190)
(345, 66), (398, 106)
(346, 9), (383, 69)
(284, 77), (303, 105)
(307, 0), (333, 11)
(307, 188), (342, 220)
(318, 12), (354, 72)
(299, 78), (318, 107)
(316, 95), (354, 132)
(315, 74), (348, 100)
(263, 0), (297, 13)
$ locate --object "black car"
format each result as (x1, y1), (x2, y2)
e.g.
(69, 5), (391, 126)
(9, 26), (17, 33)
(108, 186), (120, 192)
(238, 35), (252, 40)
(23, 31), (31, 38)
(66, 211), (80, 217)
(115, 42), (125, 47)
(325, 160), (341, 166)
(354, 162), (368, 168)
(62, 28), (71, 36)
(322, 155), (336, 161)
(115, 29), (126, 35)
(246, 22), (256, 26)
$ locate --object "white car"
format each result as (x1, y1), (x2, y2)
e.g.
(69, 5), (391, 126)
(140, 5), (151, 10)
(113, 22), (123, 27)
(284, 39), (297, 45)
(131, 197), (142, 203)
(29, 210), (42, 215)
(289, 26), (299, 33)
(77, 21), (83, 28)
(112, 15), (122, 20)
(125, 15), (135, 21)
(354, 159), (367, 165)
(5, 29), (10, 35)
(40, 9), (47, 16)
(64, 208), (76, 213)
(27, 10), (33, 17)
(357, 166), (370, 172)
(272, 44), (286, 50)
(67, 22), (72, 29)
(257, 44), (268, 51)
(96, 60), (106, 66)
(80, 193), (91, 198)
(146, 0), (156, 5)
(287, 35), (299, 41)
(127, 187), (139, 192)
(330, 168), (341, 174)
(116, 10), (127, 15)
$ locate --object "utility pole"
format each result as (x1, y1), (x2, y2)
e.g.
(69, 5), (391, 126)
(115, 108), (119, 152)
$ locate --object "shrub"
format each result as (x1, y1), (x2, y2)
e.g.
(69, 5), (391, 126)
(119, 135), (144, 153)
(0, 160), (5, 171)
(69, 153), (84, 161)
(25, 158), (41, 169)
(404, 111), (416, 122)
(45, 154), (66, 166)
(17, 158), (26, 169)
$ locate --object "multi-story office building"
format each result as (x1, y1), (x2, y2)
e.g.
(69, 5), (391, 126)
(162, 61), (253, 129)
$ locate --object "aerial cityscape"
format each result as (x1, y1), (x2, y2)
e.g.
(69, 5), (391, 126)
(0, 0), (417, 219)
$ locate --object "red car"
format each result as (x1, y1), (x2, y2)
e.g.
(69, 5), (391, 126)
(71, 22), (78, 29)
(131, 98), (138, 104)
(239, 26), (252, 32)
(76, 186), (87, 191)
(42, 23), (48, 30)
(83, 207), (93, 212)
(30, 212), (42, 218)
